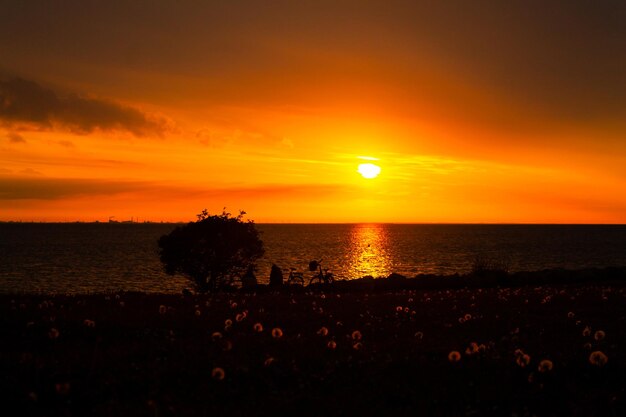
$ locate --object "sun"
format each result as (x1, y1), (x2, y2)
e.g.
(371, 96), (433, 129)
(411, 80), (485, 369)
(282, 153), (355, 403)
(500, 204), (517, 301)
(357, 163), (381, 179)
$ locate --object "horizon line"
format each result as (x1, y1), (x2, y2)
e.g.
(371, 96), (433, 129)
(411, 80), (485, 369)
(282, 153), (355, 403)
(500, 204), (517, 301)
(1, 220), (626, 226)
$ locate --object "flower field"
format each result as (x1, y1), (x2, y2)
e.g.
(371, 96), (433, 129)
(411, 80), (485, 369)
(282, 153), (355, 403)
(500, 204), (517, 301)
(1, 283), (625, 416)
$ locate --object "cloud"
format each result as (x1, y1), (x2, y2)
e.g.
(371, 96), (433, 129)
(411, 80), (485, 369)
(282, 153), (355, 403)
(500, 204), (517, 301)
(0, 177), (149, 200)
(279, 137), (295, 148)
(195, 183), (350, 200)
(0, 176), (351, 202)
(196, 128), (232, 148)
(0, 77), (170, 137)
(18, 168), (43, 176)
(5, 131), (26, 143)
(56, 140), (75, 148)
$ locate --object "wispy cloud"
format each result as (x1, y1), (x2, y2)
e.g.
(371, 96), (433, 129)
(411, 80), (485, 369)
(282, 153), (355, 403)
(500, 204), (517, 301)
(0, 77), (171, 137)
(0, 176), (351, 202)
(0, 177), (149, 200)
(5, 131), (26, 143)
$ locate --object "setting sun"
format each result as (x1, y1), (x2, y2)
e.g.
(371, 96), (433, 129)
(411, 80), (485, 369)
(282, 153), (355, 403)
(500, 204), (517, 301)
(358, 163), (382, 179)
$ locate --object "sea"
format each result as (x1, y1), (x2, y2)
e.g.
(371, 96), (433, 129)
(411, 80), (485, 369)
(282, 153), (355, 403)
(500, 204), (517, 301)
(1, 223), (626, 294)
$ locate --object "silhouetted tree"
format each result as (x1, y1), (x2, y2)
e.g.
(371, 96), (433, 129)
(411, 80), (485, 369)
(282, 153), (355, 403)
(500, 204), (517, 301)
(158, 209), (264, 293)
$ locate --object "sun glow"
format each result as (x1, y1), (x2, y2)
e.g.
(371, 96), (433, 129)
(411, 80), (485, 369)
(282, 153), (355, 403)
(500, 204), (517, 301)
(357, 163), (381, 179)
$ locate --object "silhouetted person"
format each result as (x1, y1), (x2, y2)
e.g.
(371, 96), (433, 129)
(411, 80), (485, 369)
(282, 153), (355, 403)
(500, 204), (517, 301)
(269, 264), (283, 287)
(241, 265), (257, 289)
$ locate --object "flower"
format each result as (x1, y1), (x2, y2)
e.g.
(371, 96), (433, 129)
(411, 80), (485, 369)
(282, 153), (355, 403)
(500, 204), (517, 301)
(353, 342), (363, 350)
(582, 326), (591, 337)
(414, 331), (424, 340)
(465, 342), (479, 355)
(195, 310), (201, 316)
(396, 306), (403, 312)
(538, 359), (553, 372)
(317, 326), (329, 337)
(351, 330), (362, 341)
(516, 354), (531, 368)
(589, 351), (608, 367)
(448, 351), (461, 362)
(159, 305), (167, 314)
(464, 313), (472, 321)
(327, 340), (337, 350)
(211, 331), (223, 341)
(253, 323), (264, 333)
(235, 312), (247, 322)
(264, 357), (275, 367)
(211, 367), (225, 381)
(271, 327), (283, 339)
(83, 319), (96, 328)
(594, 330), (605, 341)
(48, 328), (60, 340)
(567, 311), (575, 319)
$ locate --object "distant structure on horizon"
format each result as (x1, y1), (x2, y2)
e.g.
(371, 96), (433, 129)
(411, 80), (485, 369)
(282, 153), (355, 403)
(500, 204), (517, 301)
(108, 216), (139, 223)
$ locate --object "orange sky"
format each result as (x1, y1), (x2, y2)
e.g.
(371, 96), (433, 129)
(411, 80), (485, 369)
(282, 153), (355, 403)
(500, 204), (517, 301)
(1, 1), (625, 223)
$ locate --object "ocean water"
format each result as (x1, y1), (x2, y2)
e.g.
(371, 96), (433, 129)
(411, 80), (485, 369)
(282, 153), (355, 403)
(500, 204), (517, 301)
(1, 223), (626, 293)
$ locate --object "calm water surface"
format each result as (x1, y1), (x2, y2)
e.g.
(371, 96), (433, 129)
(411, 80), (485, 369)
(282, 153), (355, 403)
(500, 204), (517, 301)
(1, 223), (626, 293)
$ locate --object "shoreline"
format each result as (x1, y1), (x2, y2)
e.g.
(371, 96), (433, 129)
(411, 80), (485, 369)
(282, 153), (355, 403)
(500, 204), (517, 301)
(2, 266), (626, 296)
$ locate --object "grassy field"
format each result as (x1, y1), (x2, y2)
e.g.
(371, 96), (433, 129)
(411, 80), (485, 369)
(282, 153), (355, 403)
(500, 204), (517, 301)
(1, 280), (625, 416)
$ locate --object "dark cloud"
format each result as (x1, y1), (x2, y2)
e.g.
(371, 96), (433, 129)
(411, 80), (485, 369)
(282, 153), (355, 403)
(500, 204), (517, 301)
(0, 176), (350, 202)
(57, 140), (75, 148)
(0, 177), (149, 200)
(0, 1), (623, 139)
(0, 77), (170, 136)
(5, 132), (26, 143)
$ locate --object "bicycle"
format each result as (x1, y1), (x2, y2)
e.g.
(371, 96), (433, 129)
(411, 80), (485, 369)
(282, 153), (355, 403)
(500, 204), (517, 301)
(287, 268), (304, 285)
(308, 260), (334, 286)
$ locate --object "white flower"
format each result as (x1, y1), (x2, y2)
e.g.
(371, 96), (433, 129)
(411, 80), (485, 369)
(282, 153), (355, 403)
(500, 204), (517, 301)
(48, 328), (60, 340)
(211, 367), (225, 381)
(538, 359), (553, 372)
(448, 351), (461, 362)
(589, 351), (608, 367)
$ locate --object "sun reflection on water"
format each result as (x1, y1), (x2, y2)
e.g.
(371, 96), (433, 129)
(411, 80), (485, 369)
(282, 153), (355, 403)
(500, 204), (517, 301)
(347, 224), (392, 278)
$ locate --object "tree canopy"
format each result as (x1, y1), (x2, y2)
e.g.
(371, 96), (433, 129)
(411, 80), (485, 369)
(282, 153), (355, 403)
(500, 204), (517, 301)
(158, 209), (264, 292)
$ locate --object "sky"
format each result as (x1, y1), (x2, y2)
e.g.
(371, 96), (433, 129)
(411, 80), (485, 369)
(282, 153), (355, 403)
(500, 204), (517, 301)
(1, 0), (625, 223)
